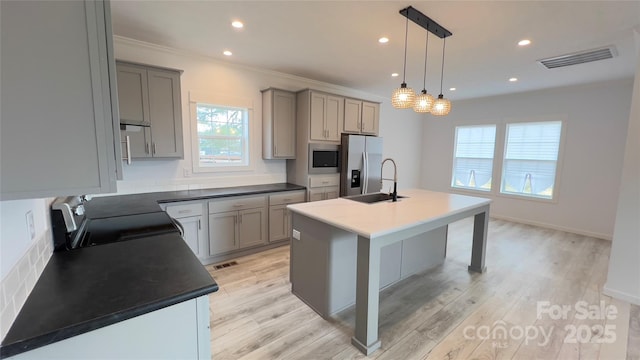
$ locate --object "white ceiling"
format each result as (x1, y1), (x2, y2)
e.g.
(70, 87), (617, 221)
(110, 1), (640, 100)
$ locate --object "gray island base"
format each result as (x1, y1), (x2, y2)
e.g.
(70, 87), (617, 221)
(287, 189), (491, 355)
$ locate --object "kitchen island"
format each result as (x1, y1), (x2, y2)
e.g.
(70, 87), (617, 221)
(287, 188), (491, 355)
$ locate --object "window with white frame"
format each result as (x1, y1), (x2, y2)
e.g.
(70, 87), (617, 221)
(500, 121), (562, 199)
(451, 125), (496, 191)
(195, 103), (249, 168)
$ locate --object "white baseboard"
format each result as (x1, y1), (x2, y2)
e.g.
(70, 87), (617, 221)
(490, 214), (612, 241)
(603, 284), (640, 306)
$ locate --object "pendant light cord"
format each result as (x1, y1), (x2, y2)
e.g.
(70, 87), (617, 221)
(422, 32), (429, 90)
(402, 16), (409, 84)
(439, 37), (447, 94)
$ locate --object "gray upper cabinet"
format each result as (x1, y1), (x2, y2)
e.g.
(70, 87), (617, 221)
(117, 62), (183, 159)
(0, 0), (120, 200)
(262, 88), (296, 159)
(308, 91), (342, 142)
(343, 99), (379, 136)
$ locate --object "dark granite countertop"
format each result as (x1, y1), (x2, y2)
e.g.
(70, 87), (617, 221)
(0, 233), (218, 358)
(85, 182), (306, 218)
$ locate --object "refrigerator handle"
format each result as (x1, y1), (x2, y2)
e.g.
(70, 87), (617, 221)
(362, 152), (368, 194)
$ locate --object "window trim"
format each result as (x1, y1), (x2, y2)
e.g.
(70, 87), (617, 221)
(496, 117), (566, 203)
(189, 92), (255, 173)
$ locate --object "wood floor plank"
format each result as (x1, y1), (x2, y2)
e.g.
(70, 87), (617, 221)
(628, 304), (640, 360)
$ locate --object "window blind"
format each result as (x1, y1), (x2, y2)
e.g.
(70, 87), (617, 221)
(501, 121), (562, 199)
(451, 125), (496, 191)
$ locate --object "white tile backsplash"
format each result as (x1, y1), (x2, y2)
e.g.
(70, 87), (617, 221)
(0, 231), (52, 340)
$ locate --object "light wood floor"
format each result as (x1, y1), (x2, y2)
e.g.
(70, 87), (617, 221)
(205, 218), (627, 360)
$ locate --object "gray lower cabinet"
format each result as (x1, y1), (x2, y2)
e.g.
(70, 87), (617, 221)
(238, 208), (267, 248)
(268, 190), (306, 242)
(163, 202), (206, 259)
(0, 0), (120, 200)
(308, 174), (340, 202)
(208, 211), (238, 255)
(208, 195), (268, 256)
(164, 191), (305, 262)
(117, 62), (183, 159)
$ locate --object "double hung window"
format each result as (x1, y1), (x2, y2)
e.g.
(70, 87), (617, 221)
(195, 104), (249, 168)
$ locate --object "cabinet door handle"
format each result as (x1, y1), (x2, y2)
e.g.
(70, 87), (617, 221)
(152, 143), (157, 155)
(274, 145), (277, 155)
(198, 219), (201, 230)
(239, 214), (242, 224)
(122, 136), (132, 165)
(234, 215), (237, 224)
(146, 142), (150, 154)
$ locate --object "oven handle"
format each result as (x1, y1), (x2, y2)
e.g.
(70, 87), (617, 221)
(170, 217), (185, 238)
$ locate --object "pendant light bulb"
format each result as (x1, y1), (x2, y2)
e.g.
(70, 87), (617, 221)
(414, 90), (435, 113)
(432, 36), (452, 116)
(414, 31), (434, 113)
(391, 15), (415, 109)
(392, 83), (416, 109)
(431, 94), (451, 116)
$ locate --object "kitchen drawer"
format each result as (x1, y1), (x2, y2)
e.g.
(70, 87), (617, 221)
(309, 174), (340, 188)
(208, 195), (266, 214)
(269, 191), (306, 206)
(165, 202), (203, 218)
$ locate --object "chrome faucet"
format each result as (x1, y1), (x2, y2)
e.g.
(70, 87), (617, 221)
(381, 158), (398, 202)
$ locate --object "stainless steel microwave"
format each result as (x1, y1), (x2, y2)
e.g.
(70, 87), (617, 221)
(308, 143), (340, 174)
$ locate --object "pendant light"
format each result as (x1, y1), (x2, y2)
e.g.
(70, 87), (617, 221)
(432, 36), (452, 116)
(391, 15), (415, 109)
(413, 31), (434, 113)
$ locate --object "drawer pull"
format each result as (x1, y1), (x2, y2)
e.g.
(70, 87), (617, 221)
(233, 204), (244, 207)
(283, 198), (292, 202)
(178, 210), (191, 214)
(322, 181), (329, 184)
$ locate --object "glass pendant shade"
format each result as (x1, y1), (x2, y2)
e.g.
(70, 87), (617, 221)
(391, 83), (415, 109)
(431, 94), (451, 116)
(413, 90), (434, 113)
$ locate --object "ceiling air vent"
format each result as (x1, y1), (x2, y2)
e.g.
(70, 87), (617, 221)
(538, 46), (617, 69)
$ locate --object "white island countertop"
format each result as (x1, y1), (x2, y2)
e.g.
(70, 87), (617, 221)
(287, 188), (492, 239)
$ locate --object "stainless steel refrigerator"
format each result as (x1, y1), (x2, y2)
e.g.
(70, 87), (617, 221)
(340, 134), (383, 196)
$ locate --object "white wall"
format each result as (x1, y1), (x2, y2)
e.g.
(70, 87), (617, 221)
(421, 78), (633, 239)
(113, 37), (424, 193)
(605, 30), (640, 305)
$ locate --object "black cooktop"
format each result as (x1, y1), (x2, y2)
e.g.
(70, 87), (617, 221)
(79, 212), (179, 248)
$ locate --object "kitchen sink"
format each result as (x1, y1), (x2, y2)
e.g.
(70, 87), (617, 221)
(344, 192), (406, 204)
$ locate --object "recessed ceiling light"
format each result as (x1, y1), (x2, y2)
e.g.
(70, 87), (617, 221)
(223, 50), (233, 56)
(391, 73), (399, 77)
(518, 39), (531, 46)
(378, 37), (389, 44)
(449, 87), (456, 91)
(231, 21), (244, 29)
(509, 77), (518, 82)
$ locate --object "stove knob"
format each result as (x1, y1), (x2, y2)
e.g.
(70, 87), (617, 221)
(74, 205), (85, 216)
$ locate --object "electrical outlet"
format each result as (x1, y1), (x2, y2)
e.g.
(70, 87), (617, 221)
(26, 210), (35, 240)
(183, 168), (191, 177)
(292, 229), (301, 240)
